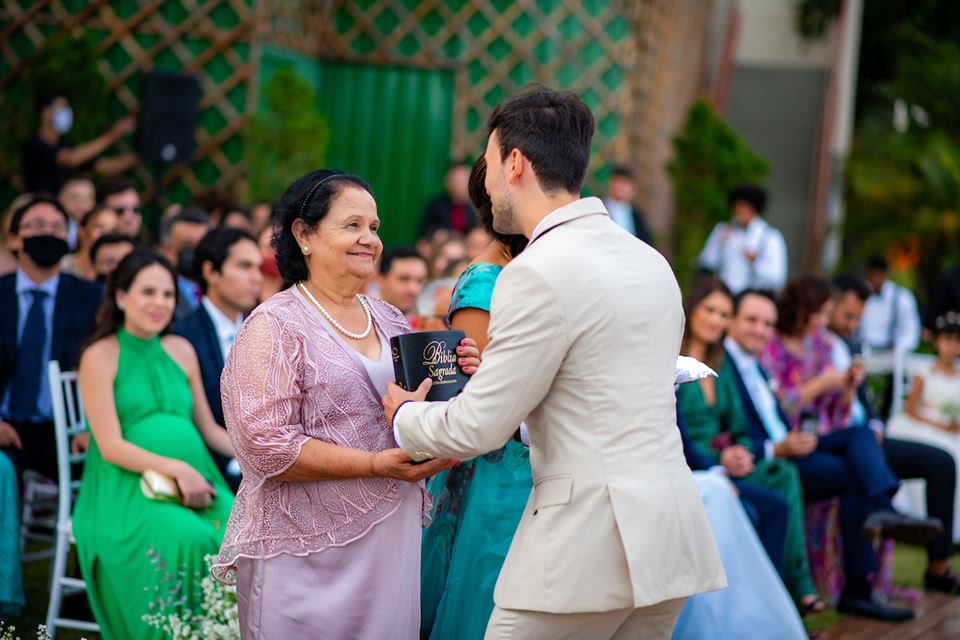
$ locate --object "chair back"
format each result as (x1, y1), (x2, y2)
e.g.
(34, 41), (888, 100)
(47, 360), (88, 529)
(891, 351), (937, 417)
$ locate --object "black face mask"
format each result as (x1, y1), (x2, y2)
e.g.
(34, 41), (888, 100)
(177, 249), (194, 276)
(22, 235), (69, 268)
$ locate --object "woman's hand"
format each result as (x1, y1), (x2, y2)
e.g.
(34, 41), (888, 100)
(456, 338), (481, 375)
(171, 462), (216, 510)
(817, 367), (849, 393)
(371, 448), (458, 482)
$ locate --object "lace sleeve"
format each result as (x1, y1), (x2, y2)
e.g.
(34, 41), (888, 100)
(221, 311), (309, 480)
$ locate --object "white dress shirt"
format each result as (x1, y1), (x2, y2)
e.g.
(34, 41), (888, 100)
(603, 199), (636, 236)
(859, 280), (921, 351)
(829, 332), (881, 433)
(724, 336), (788, 460)
(201, 296), (244, 361)
(698, 217), (787, 294)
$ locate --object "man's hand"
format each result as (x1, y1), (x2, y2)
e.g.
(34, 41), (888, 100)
(719, 445), (754, 478)
(383, 378), (432, 427)
(371, 448), (457, 482)
(773, 431), (818, 458)
(70, 432), (91, 454)
(0, 421), (21, 449)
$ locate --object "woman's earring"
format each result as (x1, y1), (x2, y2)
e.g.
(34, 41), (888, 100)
(117, 301), (126, 311)
(302, 245), (310, 255)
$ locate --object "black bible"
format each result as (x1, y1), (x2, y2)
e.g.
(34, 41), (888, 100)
(391, 330), (469, 401)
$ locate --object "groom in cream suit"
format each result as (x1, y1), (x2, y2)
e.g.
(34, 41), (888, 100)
(384, 90), (725, 640)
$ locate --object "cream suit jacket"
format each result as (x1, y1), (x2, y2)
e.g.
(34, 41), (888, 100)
(395, 197), (726, 613)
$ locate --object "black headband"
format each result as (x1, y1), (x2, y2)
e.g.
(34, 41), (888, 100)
(299, 174), (341, 217)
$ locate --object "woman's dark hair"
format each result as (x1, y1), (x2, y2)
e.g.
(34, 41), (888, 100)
(468, 156), (528, 258)
(776, 275), (833, 336)
(487, 88), (594, 194)
(89, 232), (136, 264)
(681, 277), (734, 369)
(83, 249), (179, 351)
(271, 169), (373, 284)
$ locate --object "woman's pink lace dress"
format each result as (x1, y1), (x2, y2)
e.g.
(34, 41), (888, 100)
(213, 287), (428, 638)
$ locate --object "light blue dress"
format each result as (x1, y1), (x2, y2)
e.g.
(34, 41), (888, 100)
(674, 474), (806, 640)
(0, 451), (24, 618)
(420, 263), (533, 640)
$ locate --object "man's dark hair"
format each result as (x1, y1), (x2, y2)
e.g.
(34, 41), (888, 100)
(193, 226), (257, 293)
(222, 205), (252, 224)
(610, 165), (634, 181)
(35, 92), (64, 113)
(10, 193), (69, 234)
(159, 206), (210, 245)
(89, 233), (136, 263)
(96, 177), (138, 203)
(728, 183), (768, 215)
(832, 273), (871, 302)
(380, 246), (427, 277)
(866, 255), (889, 272)
(733, 288), (778, 315)
(486, 89), (595, 194)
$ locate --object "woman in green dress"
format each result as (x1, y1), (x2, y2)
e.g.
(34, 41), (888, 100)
(73, 250), (234, 639)
(420, 157), (531, 640)
(676, 277), (824, 615)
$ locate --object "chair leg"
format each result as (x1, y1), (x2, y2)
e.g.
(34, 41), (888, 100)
(45, 528), (70, 636)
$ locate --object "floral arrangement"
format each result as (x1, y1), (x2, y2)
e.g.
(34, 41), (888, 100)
(0, 624), (65, 640)
(141, 550), (239, 640)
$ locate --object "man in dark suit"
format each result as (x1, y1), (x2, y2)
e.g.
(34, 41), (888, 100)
(602, 165), (653, 246)
(0, 194), (101, 484)
(829, 274), (959, 594)
(173, 227), (261, 490)
(419, 160), (478, 236)
(725, 289), (942, 620)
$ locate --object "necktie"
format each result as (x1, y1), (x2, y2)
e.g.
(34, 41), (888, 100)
(9, 289), (49, 422)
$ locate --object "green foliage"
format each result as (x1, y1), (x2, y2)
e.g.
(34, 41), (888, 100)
(666, 99), (768, 290)
(794, 0), (843, 40)
(843, 29), (960, 293)
(246, 68), (329, 201)
(0, 33), (109, 188)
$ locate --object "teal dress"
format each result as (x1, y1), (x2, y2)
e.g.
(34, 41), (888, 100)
(0, 451), (24, 618)
(420, 263), (532, 640)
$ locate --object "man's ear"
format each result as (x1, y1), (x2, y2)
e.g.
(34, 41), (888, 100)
(506, 148), (525, 182)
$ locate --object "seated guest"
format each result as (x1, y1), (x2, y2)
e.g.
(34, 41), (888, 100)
(156, 207), (210, 321)
(377, 247), (428, 323)
(429, 234), (467, 279)
(677, 278), (821, 614)
(73, 250), (235, 639)
(420, 160), (478, 236)
(887, 310), (960, 544)
(220, 205), (253, 232)
(830, 275), (959, 591)
(61, 204), (118, 280)
(249, 200), (273, 237)
(415, 278), (457, 331)
(0, 194), (100, 484)
(58, 176), (96, 249)
(90, 233), (136, 283)
(727, 284), (939, 620)
(97, 177), (143, 240)
(674, 473), (806, 640)
(174, 227), (262, 491)
(0, 451), (23, 618)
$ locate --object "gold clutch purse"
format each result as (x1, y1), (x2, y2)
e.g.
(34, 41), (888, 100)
(140, 470), (183, 504)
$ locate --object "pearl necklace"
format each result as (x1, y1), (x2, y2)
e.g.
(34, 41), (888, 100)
(297, 282), (372, 340)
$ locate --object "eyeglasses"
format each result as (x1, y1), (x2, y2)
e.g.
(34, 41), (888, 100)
(19, 221), (68, 235)
(112, 206), (142, 215)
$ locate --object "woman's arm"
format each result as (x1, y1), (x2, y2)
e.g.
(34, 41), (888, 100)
(902, 375), (949, 429)
(79, 340), (214, 506)
(163, 335), (235, 458)
(450, 307), (491, 354)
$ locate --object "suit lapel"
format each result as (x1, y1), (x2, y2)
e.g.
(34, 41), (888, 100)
(198, 305), (225, 370)
(51, 276), (69, 363)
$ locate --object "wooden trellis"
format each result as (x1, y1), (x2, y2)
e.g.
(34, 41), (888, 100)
(0, 0), (259, 203)
(264, 0), (655, 192)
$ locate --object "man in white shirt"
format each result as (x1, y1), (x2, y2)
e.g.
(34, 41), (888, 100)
(602, 165), (652, 246)
(697, 184), (787, 294)
(859, 256), (921, 352)
(173, 227), (262, 489)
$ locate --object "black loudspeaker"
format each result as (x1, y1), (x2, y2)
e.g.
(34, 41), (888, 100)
(139, 71), (200, 164)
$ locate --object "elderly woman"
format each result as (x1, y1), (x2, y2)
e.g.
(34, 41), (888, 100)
(211, 169), (477, 638)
